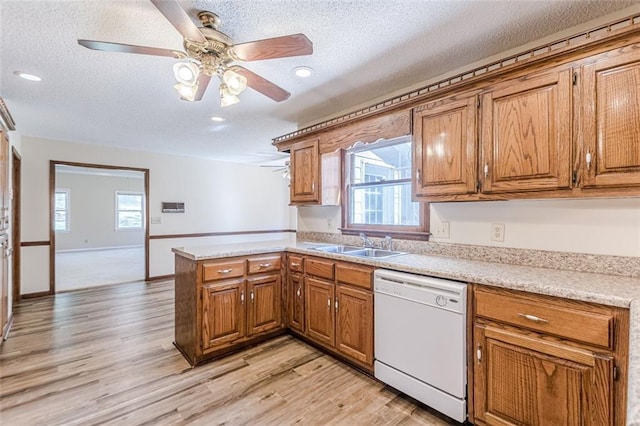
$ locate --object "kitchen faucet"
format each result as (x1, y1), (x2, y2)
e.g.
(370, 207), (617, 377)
(359, 233), (376, 248)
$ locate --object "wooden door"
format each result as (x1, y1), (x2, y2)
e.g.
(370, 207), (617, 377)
(413, 94), (478, 198)
(304, 276), (334, 346)
(474, 324), (614, 425)
(201, 279), (246, 350)
(0, 234), (7, 335)
(335, 285), (373, 366)
(289, 273), (304, 333)
(581, 48), (640, 188)
(480, 68), (572, 193)
(246, 274), (282, 336)
(290, 139), (319, 203)
(0, 131), (8, 230)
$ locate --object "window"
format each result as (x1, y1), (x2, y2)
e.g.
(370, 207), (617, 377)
(115, 191), (144, 230)
(344, 136), (426, 236)
(54, 189), (70, 232)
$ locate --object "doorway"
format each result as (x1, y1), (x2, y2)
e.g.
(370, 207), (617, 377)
(11, 148), (20, 304)
(50, 161), (149, 292)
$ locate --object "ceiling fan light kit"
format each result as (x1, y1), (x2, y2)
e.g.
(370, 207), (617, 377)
(78, 0), (313, 107)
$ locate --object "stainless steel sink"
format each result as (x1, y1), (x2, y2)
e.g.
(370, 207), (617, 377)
(345, 248), (406, 259)
(312, 245), (406, 259)
(311, 245), (363, 253)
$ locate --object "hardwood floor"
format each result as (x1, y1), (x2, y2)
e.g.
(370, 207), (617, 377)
(0, 280), (455, 425)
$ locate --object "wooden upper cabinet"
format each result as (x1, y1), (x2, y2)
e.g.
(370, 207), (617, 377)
(480, 67), (573, 193)
(581, 47), (640, 188)
(413, 94), (478, 198)
(290, 138), (320, 203)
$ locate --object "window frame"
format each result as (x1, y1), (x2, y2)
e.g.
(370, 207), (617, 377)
(54, 188), (71, 233)
(340, 136), (429, 240)
(115, 191), (144, 231)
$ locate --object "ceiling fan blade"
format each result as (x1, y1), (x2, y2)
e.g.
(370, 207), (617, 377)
(149, 0), (206, 43)
(231, 66), (290, 102)
(231, 34), (313, 61)
(191, 74), (211, 101)
(78, 39), (184, 58)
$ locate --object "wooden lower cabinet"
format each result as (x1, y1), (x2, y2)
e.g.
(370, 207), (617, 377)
(247, 274), (281, 336)
(299, 257), (374, 371)
(335, 284), (373, 366)
(201, 279), (246, 350)
(472, 285), (628, 426)
(288, 272), (304, 333)
(174, 254), (285, 366)
(305, 276), (335, 346)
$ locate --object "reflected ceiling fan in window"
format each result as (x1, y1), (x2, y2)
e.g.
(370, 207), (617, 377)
(78, 0), (313, 106)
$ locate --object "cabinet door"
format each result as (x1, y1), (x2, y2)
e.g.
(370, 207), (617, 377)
(335, 285), (373, 366)
(201, 279), (246, 350)
(289, 273), (304, 333)
(480, 68), (572, 193)
(413, 95), (478, 198)
(290, 139), (320, 203)
(246, 274), (282, 336)
(305, 276), (335, 346)
(474, 324), (613, 426)
(581, 49), (640, 188)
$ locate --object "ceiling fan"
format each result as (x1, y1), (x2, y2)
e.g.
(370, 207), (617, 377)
(78, 0), (313, 106)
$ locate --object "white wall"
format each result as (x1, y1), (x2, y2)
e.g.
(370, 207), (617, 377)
(21, 136), (292, 294)
(296, 199), (640, 257)
(55, 172), (145, 250)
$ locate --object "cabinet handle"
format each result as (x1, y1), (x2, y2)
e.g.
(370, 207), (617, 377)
(217, 268), (232, 274)
(258, 263), (272, 269)
(250, 291), (254, 302)
(586, 150), (592, 171)
(241, 292), (245, 304)
(296, 288), (301, 297)
(335, 299), (339, 312)
(415, 169), (421, 184)
(312, 181), (315, 192)
(327, 297), (331, 308)
(291, 262), (300, 268)
(517, 313), (549, 323)
(477, 345), (482, 363)
(484, 163), (489, 178)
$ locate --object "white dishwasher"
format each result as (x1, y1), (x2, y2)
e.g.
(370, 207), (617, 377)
(374, 269), (467, 423)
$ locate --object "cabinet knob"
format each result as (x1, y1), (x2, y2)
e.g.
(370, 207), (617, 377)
(586, 150), (592, 171)
(250, 291), (254, 302)
(291, 262), (300, 268)
(484, 163), (489, 178)
(217, 268), (232, 274)
(335, 299), (339, 312)
(258, 263), (271, 269)
(241, 292), (245, 304)
(296, 288), (301, 297)
(327, 297), (331, 308)
(312, 181), (315, 192)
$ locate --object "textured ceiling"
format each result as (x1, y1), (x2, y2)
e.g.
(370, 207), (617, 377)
(1, 0), (638, 164)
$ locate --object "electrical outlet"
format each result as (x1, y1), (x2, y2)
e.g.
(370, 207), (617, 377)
(327, 218), (333, 230)
(491, 223), (505, 242)
(151, 217), (161, 224)
(433, 221), (450, 239)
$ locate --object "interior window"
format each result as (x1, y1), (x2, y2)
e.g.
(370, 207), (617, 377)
(343, 136), (428, 237)
(115, 191), (144, 230)
(54, 189), (70, 232)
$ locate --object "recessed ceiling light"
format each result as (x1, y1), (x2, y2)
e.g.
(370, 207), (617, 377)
(13, 71), (42, 82)
(293, 66), (313, 78)
(210, 116), (226, 122)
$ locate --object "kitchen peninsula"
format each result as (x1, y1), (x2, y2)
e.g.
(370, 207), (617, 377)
(173, 238), (640, 425)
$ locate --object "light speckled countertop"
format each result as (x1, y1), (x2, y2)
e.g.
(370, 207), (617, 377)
(172, 239), (640, 424)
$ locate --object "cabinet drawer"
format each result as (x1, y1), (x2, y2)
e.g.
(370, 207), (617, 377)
(336, 263), (373, 290)
(202, 259), (245, 282)
(247, 256), (281, 275)
(475, 289), (613, 348)
(305, 257), (335, 280)
(289, 255), (304, 273)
